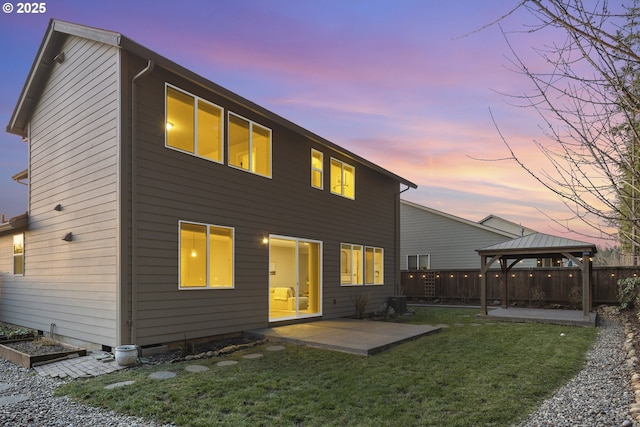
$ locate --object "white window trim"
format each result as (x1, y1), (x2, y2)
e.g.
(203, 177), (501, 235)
(311, 148), (324, 190)
(178, 220), (235, 290)
(365, 246), (384, 285)
(340, 243), (363, 286)
(408, 254), (430, 270)
(227, 111), (273, 179)
(330, 157), (355, 199)
(13, 233), (24, 276)
(165, 83), (225, 165)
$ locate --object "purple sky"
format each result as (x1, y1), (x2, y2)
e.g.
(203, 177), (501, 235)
(0, 1), (612, 245)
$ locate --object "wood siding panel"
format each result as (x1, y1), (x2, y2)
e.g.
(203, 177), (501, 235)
(0, 36), (120, 348)
(129, 67), (400, 345)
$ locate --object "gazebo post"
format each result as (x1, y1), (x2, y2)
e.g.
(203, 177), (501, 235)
(480, 256), (487, 315)
(582, 251), (591, 319)
(500, 258), (508, 309)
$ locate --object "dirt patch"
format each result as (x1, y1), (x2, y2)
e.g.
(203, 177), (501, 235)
(3, 340), (68, 357)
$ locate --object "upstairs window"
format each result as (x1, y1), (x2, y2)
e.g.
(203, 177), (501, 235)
(311, 149), (323, 189)
(165, 84), (223, 163)
(13, 233), (24, 276)
(331, 158), (355, 199)
(179, 221), (234, 289)
(228, 112), (272, 178)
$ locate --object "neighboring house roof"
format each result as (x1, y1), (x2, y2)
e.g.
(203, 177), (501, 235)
(400, 200), (520, 239)
(477, 214), (536, 236)
(6, 19), (417, 190)
(476, 232), (597, 257)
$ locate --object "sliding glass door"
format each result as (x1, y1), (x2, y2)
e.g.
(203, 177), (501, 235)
(269, 236), (321, 321)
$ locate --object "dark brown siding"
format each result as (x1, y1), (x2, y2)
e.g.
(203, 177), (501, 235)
(130, 63), (401, 345)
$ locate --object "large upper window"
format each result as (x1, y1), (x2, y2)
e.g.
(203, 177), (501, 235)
(365, 247), (384, 285)
(311, 149), (323, 189)
(179, 221), (234, 289)
(166, 84), (223, 163)
(330, 158), (355, 199)
(13, 233), (24, 276)
(228, 112), (272, 178)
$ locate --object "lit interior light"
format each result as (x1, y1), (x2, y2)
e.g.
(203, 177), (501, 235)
(191, 248), (197, 257)
(166, 122), (174, 131)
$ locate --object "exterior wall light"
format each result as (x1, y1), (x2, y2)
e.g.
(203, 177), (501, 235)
(62, 232), (73, 242)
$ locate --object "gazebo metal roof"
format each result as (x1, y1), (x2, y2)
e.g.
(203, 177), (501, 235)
(477, 233), (597, 256)
(476, 232), (597, 321)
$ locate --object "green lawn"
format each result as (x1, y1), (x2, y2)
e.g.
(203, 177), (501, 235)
(55, 308), (598, 426)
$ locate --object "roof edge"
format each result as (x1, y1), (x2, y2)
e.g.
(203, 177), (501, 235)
(400, 199), (519, 238)
(0, 212), (29, 235)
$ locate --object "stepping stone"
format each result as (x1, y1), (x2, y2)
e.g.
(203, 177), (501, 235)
(216, 360), (238, 367)
(185, 365), (209, 373)
(266, 345), (285, 352)
(0, 395), (29, 407)
(104, 380), (135, 390)
(243, 353), (263, 359)
(149, 371), (176, 380)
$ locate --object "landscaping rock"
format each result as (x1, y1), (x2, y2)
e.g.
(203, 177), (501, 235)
(149, 371), (176, 380)
(184, 365), (209, 373)
(216, 360), (238, 367)
(104, 380), (135, 390)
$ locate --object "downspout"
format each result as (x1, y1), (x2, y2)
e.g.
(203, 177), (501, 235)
(396, 184), (412, 297)
(130, 59), (154, 344)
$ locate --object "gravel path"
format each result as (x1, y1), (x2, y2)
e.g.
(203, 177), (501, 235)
(0, 359), (173, 427)
(0, 314), (637, 426)
(514, 315), (636, 427)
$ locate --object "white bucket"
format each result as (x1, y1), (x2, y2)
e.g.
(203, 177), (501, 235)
(115, 345), (138, 366)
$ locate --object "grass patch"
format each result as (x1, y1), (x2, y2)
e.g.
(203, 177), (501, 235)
(56, 308), (597, 426)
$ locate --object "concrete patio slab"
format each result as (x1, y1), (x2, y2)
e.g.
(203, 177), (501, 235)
(246, 318), (441, 356)
(479, 307), (597, 327)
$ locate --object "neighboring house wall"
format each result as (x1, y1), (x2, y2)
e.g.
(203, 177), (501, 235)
(400, 200), (517, 270)
(0, 36), (120, 347)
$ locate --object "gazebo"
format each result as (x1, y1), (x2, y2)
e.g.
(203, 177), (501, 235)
(476, 233), (597, 320)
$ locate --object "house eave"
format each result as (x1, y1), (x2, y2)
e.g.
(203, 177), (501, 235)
(6, 19), (417, 189)
(11, 168), (28, 182)
(0, 213), (29, 235)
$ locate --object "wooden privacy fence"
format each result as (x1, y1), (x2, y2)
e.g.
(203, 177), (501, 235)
(401, 267), (640, 306)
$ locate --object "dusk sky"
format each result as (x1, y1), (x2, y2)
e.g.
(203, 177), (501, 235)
(0, 1), (614, 245)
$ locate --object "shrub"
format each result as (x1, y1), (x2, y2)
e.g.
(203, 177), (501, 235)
(617, 277), (640, 309)
(352, 292), (371, 319)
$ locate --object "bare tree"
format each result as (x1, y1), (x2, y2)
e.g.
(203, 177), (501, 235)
(494, 0), (640, 263)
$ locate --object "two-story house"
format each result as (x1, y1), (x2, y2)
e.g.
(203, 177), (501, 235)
(0, 20), (416, 350)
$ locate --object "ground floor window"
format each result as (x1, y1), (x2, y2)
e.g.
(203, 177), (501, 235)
(365, 247), (384, 285)
(408, 254), (430, 270)
(179, 221), (234, 289)
(341, 243), (363, 285)
(13, 233), (24, 276)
